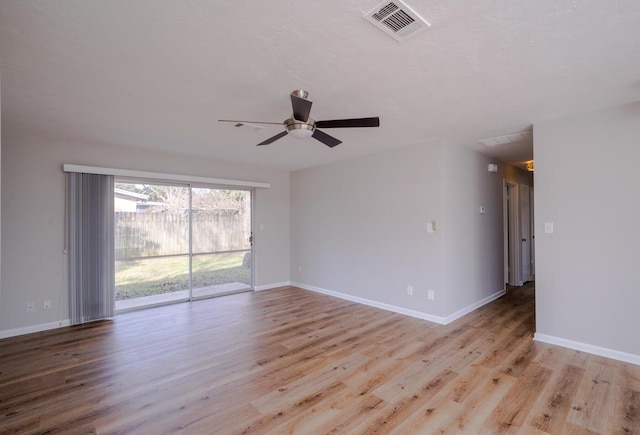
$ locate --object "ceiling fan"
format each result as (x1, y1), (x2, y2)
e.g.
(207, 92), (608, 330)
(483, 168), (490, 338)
(219, 90), (380, 147)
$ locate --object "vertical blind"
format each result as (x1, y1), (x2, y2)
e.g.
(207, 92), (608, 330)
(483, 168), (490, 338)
(68, 172), (115, 325)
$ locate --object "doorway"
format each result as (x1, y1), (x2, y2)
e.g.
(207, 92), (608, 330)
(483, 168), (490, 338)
(114, 181), (253, 311)
(504, 181), (535, 287)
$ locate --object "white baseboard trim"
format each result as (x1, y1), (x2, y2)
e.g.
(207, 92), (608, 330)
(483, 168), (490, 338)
(254, 281), (292, 291)
(292, 283), (507, 325)
(0, 287), (506, 339)
(291, 282), (448, 324)
(534, 333), (640, 366)
(0, 319), (72, 340)
(443, 288), (507, 324)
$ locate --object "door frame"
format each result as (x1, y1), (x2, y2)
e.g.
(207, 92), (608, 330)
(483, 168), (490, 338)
(250, 189), (257, 290)
(520, 183), (531, 283)
(504, 180), (522, 286)
(503, 180), (535, 287)
(529, 187), (535, 280)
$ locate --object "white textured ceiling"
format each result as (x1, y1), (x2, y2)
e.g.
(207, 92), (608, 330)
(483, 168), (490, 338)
(1, 0), (640, 171)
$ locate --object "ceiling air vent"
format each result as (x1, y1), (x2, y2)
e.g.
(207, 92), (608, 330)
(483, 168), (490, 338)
(478, 131), (533, 147)
(364, 0), (430, 41)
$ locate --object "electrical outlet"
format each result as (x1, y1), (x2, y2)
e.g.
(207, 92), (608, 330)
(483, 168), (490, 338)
(44, 300), (52, 309)
(27, 302), (35, 312)
(407, 285), (413, 295)
(428, 290), (435, 301)
(298, 266), (302, 273)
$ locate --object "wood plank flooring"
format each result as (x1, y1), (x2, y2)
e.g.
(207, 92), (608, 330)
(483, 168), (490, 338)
(1, 283), (639, 434)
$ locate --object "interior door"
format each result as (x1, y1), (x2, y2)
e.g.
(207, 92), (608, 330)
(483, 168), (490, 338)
(520, 184), (531, 282)
(505, 182), (521, 286)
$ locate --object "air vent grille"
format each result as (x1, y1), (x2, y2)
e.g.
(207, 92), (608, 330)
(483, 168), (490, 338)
(372, 3), (399, 21)
(478, 131), (533, 147)
(364, 0), (430, 41)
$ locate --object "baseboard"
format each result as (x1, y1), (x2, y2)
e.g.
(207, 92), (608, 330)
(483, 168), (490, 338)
(443, 288), (507, 324)
(291, 282), (448, 324)
(254, 281), (292, 291)
(534, 333), (640, 366)
(0, 286), (504, 339)
(0, 319), (72, 340)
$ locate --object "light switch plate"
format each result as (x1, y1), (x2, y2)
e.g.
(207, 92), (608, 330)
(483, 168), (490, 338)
(544, 222), (554, 234)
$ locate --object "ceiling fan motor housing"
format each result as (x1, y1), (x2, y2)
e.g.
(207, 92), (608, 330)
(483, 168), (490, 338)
(291, 89), (309, 100)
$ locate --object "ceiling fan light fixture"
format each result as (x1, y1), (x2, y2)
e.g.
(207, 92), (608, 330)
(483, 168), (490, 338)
(289, 128), (314, 139)
(286, 118), (315, 139)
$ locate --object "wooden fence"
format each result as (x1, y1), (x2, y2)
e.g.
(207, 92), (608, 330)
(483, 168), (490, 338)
(115, 210), (250, 259)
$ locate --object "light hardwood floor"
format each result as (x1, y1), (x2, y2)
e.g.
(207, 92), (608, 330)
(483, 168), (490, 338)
(1, 283), (639, 434)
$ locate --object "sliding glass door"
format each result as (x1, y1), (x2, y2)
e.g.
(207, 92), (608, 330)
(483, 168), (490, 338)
(114, 182), (252, 311)
(190, 187), (252, 299)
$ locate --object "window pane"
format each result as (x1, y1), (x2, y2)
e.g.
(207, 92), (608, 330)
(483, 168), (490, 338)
(191, 252), (251, 298)
(115, 183), (190, 258)
(191, 188), (251, 254)
(115, 182), (190, 309)
(115, 256), (189, 301)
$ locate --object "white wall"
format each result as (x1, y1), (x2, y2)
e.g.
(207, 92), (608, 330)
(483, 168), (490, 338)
(0, 132), (290, 334)
(442, 144), (506, 316)
(0, 77), (2, 312)
(290, 140), (506, 322)
(291, 140), (446, 316)
(534, 101), (640, 358)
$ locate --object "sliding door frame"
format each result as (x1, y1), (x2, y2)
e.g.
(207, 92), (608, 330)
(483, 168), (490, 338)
(115, 176), (255, 310)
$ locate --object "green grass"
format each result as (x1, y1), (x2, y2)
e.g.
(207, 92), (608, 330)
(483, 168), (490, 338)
(115, 252), (250, 300)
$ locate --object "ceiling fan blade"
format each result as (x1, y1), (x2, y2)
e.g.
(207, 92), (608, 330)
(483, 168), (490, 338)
(231, 122), (266, 131)
(219, 119), (284, 125)
(291, 94), (313, 122)
(257, 131), (288, 146)
(312, 129), (342, 148)
(315, 117), (380, 129)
